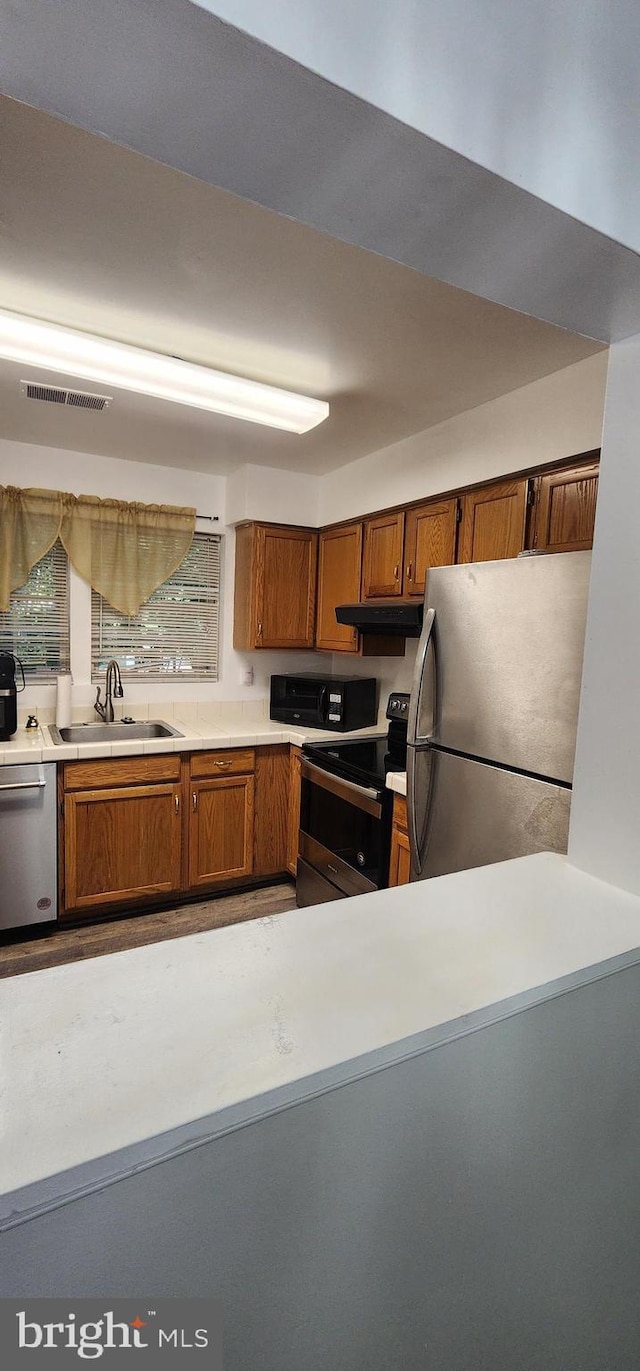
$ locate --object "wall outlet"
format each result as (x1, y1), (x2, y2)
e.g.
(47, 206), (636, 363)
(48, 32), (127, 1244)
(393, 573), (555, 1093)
(241, 666), (254, 687)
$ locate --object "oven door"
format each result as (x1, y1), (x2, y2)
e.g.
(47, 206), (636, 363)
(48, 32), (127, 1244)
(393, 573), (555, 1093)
(299, 758), (386, 896)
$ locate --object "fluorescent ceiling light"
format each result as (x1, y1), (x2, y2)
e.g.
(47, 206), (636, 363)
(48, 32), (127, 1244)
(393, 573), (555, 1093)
(0, 309), (329, 433)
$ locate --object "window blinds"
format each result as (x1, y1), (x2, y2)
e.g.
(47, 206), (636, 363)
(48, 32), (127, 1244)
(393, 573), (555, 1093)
(0, 540), (70, 680)
(91, 533), (221, 680)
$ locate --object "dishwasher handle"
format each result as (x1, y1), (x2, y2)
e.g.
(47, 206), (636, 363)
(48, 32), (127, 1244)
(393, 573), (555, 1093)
(0, 779), (46, 791)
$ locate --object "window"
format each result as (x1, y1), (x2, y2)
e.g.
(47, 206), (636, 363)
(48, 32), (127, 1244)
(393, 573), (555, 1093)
(91, 533), (221, 681)
(0, 540), (70, 680)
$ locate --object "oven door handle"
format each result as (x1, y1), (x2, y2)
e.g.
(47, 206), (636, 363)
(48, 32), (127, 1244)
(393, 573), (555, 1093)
(301, 758), (383, 817)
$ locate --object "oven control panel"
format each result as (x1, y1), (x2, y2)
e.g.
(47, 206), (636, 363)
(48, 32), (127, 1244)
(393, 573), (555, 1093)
(386, 692), (410, 721)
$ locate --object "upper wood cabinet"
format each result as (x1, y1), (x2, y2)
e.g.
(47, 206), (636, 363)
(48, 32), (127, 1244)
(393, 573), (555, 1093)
(530, 462), (599, 554)
(316, 522), (362, 652)
(403, 497), (459, 596)
(458, 479), (529, 564)
(234, 522), (318, 650)
(362, 511), (405, 598)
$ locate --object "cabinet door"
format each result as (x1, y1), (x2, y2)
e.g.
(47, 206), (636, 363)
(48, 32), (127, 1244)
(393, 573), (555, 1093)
(64, 783), (182, 912)
(256, 525), (318, 648)
(316, 522), (363, 651)
(388, 826), (411, 886)
(532, 462), (599, 553)
(362, 511), (405, 598)
(287, 746), (302, 877)
(254, 745), (290, 876)
(458, 479), (528, 564)
(189, 775), (255, 888)
(404, 498), (459, 596)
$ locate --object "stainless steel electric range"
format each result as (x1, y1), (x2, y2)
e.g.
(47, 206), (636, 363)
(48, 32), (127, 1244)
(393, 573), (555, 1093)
(296, 692), (409, 907)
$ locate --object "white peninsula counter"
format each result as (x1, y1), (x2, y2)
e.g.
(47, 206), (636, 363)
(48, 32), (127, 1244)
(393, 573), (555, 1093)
(2, 851), (640, 1204)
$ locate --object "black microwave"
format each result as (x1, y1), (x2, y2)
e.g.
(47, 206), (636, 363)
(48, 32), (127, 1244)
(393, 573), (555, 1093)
(270, 673), (378, 732)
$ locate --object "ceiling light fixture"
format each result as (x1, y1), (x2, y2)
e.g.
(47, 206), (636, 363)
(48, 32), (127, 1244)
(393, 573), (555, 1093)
(0, 309), (329, 433)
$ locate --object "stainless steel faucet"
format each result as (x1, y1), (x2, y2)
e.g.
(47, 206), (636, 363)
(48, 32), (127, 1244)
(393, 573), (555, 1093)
(94, 660), (124, 723)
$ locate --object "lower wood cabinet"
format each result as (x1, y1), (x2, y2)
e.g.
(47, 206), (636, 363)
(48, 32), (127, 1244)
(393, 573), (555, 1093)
(287, 746), (302, 877)
(64, 781), (183, 912)
(388, 794), (411, 887)
(189, 774), (255, 888)
(60, 746), (295, 918)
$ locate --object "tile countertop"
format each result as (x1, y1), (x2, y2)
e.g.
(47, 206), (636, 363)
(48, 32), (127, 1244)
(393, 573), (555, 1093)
(3, 851), (640, 1204)
(0, 717), (387, 765)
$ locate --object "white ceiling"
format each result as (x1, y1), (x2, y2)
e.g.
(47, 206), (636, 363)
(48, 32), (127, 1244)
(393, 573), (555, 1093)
(0, 97), (604, 476)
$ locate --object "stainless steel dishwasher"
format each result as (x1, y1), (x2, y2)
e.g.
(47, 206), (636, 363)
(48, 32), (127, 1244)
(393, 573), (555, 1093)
(0, 763), (57, 930)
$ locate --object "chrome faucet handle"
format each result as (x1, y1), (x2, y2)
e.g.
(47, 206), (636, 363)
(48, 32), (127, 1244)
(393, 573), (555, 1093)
(94, 686), (106, 720)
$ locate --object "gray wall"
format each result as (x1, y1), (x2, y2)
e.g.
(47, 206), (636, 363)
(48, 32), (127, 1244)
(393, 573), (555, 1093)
(3, 964), (640, 1370)
(199, 0), (640, 255)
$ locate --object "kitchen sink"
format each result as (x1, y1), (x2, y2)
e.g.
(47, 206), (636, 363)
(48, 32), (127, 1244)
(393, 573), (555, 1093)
(49, 720), (183, 744)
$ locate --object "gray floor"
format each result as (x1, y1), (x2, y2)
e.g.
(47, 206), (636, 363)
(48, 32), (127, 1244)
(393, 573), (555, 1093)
(0, 882), (297, 978)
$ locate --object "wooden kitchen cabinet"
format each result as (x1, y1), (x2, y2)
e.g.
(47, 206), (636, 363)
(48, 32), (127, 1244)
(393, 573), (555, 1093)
(403, 497), (459, 596)
(233, 521), (318, 649)
(188, 774), (255, 887)
(388, 794), (411, 887)
(316, 521), (363, 652)
(530, 462), (599, 553)
(254, 745), (290, 876)
(362, 510), (405, 598)
(188, 749), (255, 888)
(63, 781), (183, 913)
(458, 478), (529, 564)
(287, 745), (302, 877)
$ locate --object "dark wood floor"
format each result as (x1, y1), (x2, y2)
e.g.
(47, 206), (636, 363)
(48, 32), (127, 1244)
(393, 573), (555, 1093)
(0, 882), (297, 980)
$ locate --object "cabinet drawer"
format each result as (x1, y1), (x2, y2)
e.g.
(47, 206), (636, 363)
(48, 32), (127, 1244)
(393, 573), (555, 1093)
(63, 755), (181, 790)
(190, 748), (255, 778)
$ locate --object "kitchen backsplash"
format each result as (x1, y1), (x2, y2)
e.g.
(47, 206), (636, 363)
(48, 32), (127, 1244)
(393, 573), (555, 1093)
(18, 698), (272, 728)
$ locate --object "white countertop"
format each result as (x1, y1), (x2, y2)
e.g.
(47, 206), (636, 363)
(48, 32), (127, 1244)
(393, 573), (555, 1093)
(386, 770), (407, 796)
(3, 851), (640, 1198)
(0, 717), (387, 765)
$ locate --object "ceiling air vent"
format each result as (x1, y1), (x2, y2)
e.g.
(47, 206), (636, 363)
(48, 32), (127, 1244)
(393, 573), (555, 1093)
(20, 381), (112, 411)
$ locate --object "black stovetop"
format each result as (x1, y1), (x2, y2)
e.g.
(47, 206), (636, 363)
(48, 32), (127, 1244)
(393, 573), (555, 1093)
(303, 732), (406, 790)
(302, 691), (409, 790)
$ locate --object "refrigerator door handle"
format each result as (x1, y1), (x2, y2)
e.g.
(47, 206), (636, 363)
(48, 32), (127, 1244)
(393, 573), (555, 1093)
(407, 744), (436, 880)
(407, 745), (423, 878)
(408, 607), (436, 745)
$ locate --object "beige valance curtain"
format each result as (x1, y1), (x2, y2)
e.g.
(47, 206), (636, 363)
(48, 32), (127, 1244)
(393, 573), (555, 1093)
(0, 487), (63, 611)
(0, 486), (196, 615)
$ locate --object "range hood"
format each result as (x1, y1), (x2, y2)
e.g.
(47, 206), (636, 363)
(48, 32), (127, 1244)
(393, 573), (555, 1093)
(335, 600), (424, 637)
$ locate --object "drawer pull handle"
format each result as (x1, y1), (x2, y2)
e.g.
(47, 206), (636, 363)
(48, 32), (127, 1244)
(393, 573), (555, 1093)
(327, 863), (339, 875)
(215, 760), (232, 768)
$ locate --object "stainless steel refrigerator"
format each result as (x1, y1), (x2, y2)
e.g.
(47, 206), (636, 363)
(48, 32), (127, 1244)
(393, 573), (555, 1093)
(407, 551), (591, 881)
